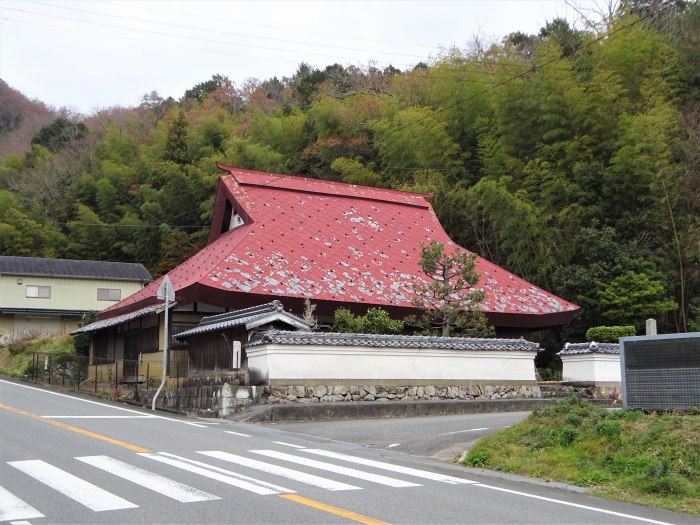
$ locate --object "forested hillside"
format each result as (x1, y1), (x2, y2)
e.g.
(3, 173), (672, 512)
(1, 4), (698, 342)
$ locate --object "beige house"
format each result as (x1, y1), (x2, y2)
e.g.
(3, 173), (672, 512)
(0, 256), (151, 344)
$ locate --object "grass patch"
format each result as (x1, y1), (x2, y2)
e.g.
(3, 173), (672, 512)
(464, 397), (700, 515)
(0, 333), (77, 378)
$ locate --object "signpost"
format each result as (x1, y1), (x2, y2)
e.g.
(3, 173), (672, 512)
(152, 275), (174, 411)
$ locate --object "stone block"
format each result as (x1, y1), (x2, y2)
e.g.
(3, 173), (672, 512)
(312, 385), (328, 398)
(272, 387), (287, 397)
(235, 388), (250, 399)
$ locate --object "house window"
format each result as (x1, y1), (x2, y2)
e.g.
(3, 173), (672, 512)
(97, 288), (121, 301)
(26, 285), (51, 299)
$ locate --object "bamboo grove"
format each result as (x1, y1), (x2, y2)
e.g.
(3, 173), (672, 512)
(1, 5), (699, 345)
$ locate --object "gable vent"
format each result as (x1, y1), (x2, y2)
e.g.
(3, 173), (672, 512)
(229, 213), (244, 230)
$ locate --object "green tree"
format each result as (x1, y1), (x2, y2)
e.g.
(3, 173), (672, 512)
(373, 107), (465, 184)
(330, 157), (385, 187)
(332, 307), (403, 334)
(0, 207), (63, 257)
(409, 240), (492, 337)
(163, 109), (189, 165)
(183, 74), (229, 103)
(31, 117), (88, 153)
(598, 271), (677, 328)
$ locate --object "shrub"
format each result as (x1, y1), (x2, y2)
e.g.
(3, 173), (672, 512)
(596, 420), (622, 438)
(465, 450), (489, 467)
(7, 332), (40, 355)
(332, 307), (403, 334)
(585, 325), (636, 342)
(559, 425), (578, 445)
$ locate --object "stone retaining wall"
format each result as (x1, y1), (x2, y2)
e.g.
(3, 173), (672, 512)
(261, 384), (542, 404)
(539, 383), (621, 402)
(128, 382), (543, 417)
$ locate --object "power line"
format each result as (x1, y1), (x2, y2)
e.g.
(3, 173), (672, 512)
(108, 0), (439, 50)
(3, 6), (428, 65)
(26, 0), (434, 58)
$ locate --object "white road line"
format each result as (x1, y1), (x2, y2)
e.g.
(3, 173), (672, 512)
(140, 452), (294, 496)
(198, 451), (361, 492)
(41, 415), (156, 419)
(8, 460), (138, 512)
(76, 455), (220, 503)
(0, 485), (45, 521)
(10, 521), (34, 525)
(386, 444), (400, 448)
(305, 449), (476, 485)
(224, 431), (251, 437)
(0, 379), (152, 416)
(273, 441), (305, 449)
(474, 483), (676, 525)
(185, 422), (208, 428)
(440, 427), (490, 435)
(250, 450), (421, 488)
(0, 379), (204, 426)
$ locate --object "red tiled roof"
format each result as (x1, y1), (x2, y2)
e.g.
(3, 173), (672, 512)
(101, 164), (578, 328)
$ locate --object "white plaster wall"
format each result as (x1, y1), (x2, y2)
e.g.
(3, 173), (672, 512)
(247, 344), (538, 384)
(561, 354), (621, 385)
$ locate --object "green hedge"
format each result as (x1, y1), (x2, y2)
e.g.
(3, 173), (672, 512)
(585, 325), (636, 343)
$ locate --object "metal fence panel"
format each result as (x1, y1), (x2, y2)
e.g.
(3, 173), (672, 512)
(620, 333), (700, 410)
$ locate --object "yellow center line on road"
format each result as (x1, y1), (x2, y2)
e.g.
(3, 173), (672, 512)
(279, 494), (392, 525)
(0, 403), (151, 453)
(3, 403), (391, 524)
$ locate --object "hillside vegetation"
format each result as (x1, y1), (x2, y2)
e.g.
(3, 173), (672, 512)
(464, 397), (700, 515)
(0, 334), (76, 378)
(1, 3), (699, 354)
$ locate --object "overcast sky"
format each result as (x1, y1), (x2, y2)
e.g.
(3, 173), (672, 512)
(0, 0), (592, 114)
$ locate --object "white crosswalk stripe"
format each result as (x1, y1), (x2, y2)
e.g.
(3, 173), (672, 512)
(0, 484), (45, 521)
(3, 446), (467, 521)
(76, 455), (220, 502)
(198, 450), (361, 491)
(304, 449), (477, 484)
(8, 460), (138, 512)
(139, 452), (295, 495)
(250, 450), (422, 488)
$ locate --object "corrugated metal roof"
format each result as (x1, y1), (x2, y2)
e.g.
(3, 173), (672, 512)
(176, 300), (310, 338)
(247, 329), (541, 352)
(71, 303), (172, 334)
(558, 342), (620, 355)
(0, 256), (152, 282)
(99, 165), (579, 328)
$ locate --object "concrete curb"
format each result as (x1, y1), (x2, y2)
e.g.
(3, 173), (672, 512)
(227, 397), (616, 423)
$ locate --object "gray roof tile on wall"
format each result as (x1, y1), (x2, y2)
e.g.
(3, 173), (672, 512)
(558, 342), (620, 355)
(248, 330), (541, 352)
(0, 256), (152, 282)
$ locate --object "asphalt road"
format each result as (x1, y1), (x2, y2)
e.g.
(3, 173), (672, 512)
(263, 412), (532, 462)
(1, 378), (695, 525)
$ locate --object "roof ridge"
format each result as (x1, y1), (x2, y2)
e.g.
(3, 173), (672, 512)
(198, 300), (285, 325)
(217, 162), (433, 208)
